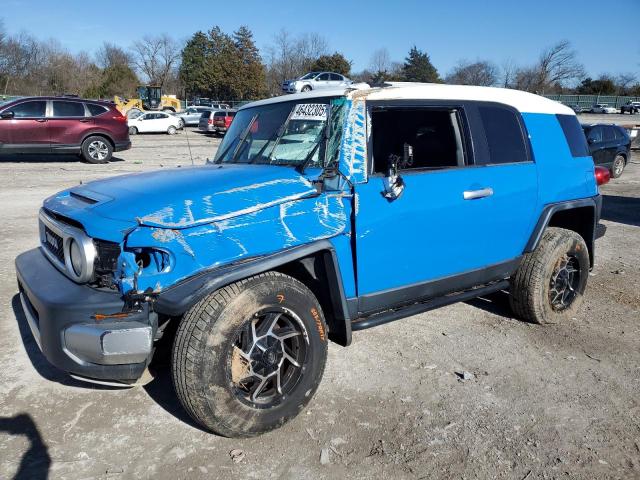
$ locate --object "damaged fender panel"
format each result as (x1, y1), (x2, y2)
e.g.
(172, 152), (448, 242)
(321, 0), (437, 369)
(120, 192), (352, 294)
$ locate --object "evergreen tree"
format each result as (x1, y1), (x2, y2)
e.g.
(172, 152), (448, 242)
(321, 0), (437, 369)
(233, 26), (267, 100)
(308, 53), (351, 76)
(401, 46), (441, 83)
(179, 32), (213, 98)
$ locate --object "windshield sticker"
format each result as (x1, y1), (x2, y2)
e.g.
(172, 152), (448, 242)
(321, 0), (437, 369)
(290, 104), (328, 121)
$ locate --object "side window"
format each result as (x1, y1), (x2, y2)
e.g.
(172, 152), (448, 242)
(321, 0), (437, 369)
(317, 73), (330, 81)
(603, 126), (615, 142)
(330, 73), (342, 81)
(372, 107), (466, 173)
(52, 101), (85, 117)
(557, 114), (589, 157)
(86, 104), (107, 116)
(477, 105), (528, 164)
(586, 126), (603, 143)
(9, 101), (46, 118)
(615, 127), (629, 141)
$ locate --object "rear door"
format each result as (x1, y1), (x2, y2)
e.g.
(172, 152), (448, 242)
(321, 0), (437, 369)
(49, 100), (91, 151)
(0, 100), (49, 151)
(585, 126), (606, 166)
(602, 126), (618, 164)
(354, 101), (538, 313)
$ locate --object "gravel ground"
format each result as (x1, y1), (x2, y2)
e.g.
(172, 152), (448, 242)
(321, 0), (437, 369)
(0, 127), (638, 480)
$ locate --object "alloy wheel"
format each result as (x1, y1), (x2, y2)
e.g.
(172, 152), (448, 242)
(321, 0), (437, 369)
(88, 140), (109, 161)
(230, 307), (308, 408)
(548, 254), (580, 311)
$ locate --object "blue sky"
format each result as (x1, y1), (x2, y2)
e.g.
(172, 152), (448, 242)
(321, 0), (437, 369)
(2, 0), (638, 79)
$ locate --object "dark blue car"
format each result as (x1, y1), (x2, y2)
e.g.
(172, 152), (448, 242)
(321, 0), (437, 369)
(16, 84), (606, 437)
(583, 123), (631, 178)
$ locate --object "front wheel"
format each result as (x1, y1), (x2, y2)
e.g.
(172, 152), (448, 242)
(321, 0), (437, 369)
(167, 125), (177, 135)
(611, 155), (626, 178)
(509, 227), (589, 324)
(301, 85), (312, 92)
(172, 272), (328, 437)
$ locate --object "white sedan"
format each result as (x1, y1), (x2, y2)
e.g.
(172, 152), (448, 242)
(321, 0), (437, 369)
(589, 104), (617, 114)
(128, 111), (183, 135)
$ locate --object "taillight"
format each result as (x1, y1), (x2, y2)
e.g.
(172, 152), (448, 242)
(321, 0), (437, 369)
(112, 114), (127, 122)
(594, 166), (610, 186)
(208, 118), (213, 125)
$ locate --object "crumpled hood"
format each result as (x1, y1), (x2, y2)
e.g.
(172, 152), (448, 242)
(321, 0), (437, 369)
(44, 164), (318, 240)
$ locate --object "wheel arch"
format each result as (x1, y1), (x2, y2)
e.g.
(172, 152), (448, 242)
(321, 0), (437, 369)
(155, 240), (352, 346)
(524, 197), (600, 268)
(81, 132), (115, 149)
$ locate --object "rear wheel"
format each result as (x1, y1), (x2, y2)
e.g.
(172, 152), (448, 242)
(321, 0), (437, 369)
(611, 155), (625, 178)
(128, 126), (138, 135)
(301, 85), (312, 92)
(172, 272), (328, 437)
(81, 136), (112, 163)
(509, 227), (589, 324)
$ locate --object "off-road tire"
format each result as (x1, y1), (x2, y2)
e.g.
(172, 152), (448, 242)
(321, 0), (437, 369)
(611, 154), (625, 178)
(80, 136), (113, 163)
(172, 272), (329, 437)
(509, 227), (589, 324)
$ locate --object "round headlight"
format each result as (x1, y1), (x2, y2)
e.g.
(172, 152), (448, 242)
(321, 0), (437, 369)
(69, 239), (83, 276)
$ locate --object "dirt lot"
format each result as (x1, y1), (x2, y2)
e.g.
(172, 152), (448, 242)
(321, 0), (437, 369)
(0, 127), (639, 480)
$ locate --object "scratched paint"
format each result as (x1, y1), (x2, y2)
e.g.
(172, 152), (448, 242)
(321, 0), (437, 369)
(338, 98), (367, 184)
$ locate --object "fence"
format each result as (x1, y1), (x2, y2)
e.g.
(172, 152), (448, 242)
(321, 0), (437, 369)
(544, 94), (640, 110)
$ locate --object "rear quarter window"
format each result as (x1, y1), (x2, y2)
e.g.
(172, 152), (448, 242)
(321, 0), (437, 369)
(557, 114), (590, 157)
(477, 105), (528, 164)
(87, 104), (108, 116)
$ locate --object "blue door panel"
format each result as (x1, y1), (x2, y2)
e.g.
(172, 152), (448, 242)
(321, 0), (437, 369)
(354, 163), (537, 296)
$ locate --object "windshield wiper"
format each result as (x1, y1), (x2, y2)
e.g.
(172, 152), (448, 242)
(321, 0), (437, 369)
(215, 114), (258, 164)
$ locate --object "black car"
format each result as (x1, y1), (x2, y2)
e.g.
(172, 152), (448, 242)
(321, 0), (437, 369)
(582, 123), (631, 178)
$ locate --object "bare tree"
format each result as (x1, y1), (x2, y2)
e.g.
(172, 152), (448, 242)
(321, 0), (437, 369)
(131, 34), (181, 87)
(615, 72), (637, 94)
(536, 40), (584, 87)
(265, 29), (329, 95)
(97, 42), (132, 69)
(369, 48), (392, 74)
(501, 58), (518, 88)
(0, 32), (41, 94)
(445, 59), (498, 86)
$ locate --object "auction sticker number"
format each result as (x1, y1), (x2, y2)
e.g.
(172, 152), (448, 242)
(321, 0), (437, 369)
(291, 104), (328, 121)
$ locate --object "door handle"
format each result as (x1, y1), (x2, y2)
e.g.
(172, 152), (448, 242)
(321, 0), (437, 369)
(35, 118), (47, 123)
(463, 188), (494, 200)
(79, 119), (91, 123)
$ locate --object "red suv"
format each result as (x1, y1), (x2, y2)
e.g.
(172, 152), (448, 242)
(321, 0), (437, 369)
(0, 96), (131, 163)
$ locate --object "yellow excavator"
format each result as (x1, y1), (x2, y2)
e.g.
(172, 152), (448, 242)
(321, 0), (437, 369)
(114, 85), (182, 116)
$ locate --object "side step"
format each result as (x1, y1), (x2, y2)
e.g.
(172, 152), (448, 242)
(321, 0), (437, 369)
(351, 280), (510, 331)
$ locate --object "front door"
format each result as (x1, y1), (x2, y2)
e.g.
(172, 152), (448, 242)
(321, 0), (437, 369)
(354, 102), (538, 313)
(0, 100), (50, 151)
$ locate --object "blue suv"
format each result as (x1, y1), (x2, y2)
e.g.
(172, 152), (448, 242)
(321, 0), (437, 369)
(16, 84), (605, 437)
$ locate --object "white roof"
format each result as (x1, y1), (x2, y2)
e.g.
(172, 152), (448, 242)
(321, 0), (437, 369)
(240, 83), (574, 116)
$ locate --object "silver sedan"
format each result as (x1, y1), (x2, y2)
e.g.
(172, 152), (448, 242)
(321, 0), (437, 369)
(282, 72), (352, 94)
(176, 107), (213, 126)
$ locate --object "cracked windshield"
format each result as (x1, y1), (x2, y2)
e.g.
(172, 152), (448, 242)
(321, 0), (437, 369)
(214, 97), (346, 169)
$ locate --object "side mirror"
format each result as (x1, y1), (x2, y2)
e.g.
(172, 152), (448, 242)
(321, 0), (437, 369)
(0, 111), (14, 119)
(587, 137), (596, 144)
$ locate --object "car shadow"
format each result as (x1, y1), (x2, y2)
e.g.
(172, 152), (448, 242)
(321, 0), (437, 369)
(465, 289), (520, 320)
(0, 154), (124, 163)
(601, 194), (640, 227)
(10, 294), (119, 390)
(0, 413), (50, 480)
(143, 365), (209, 433)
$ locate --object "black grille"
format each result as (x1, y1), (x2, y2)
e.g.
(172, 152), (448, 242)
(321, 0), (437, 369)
(43, 226), (64, 263)
(94, 240), (120, 272)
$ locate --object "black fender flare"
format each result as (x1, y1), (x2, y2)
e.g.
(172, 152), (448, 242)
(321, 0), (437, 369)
(524, 195), (601, 267)
(154, 239), (352, 346)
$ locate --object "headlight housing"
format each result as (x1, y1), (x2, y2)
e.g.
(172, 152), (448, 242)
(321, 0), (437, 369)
(63, 234), (96, 283)
(69, 239), (83, 276)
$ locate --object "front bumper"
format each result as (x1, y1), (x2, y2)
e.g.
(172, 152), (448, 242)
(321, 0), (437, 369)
(15, 248), (156, 384)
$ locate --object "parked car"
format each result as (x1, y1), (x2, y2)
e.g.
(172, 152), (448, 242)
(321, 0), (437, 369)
(16, 84), (606, 438)
(282, 71), (352, 93)
(211, 110), (236, 135)
(175, 107), (212, 126)
(198, 109), (235, 134)
(0, 96), (130, 163)
(564, 103), (583, 114)
(620, 101), (640, 114)
(583, 123), (631, 178)
(589, 103), (617, 114)
(127, 111), (183, 135)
